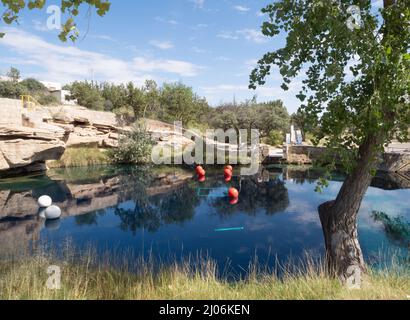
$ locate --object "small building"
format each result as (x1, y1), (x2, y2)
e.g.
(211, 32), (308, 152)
(50, 89), (76, 105)
(40, 81), (76, 105)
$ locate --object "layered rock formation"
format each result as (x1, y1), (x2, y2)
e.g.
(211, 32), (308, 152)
(0, 99), (125, 175)
(0, 99), (68, 175)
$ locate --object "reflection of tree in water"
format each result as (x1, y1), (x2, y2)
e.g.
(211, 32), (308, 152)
(74, 209), (107, 226)
(113, 167), (199, 234)
(211, 174), (289, 217)
(371, 211), (410, 248)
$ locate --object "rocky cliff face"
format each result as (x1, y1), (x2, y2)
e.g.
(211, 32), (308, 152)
(0, 99), (126, 175)
(0, 99), (196, 175)
(0, 99), (69, 175)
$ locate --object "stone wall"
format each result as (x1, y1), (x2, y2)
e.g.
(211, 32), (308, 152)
(284, 145), (328, 165)
(283, 145), (410, 172)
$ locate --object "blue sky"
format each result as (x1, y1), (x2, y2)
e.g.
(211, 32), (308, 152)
(0, 0), (384, 113)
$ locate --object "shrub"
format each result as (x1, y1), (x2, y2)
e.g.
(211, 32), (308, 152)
(109, 124), (153, 164)
(20, 78), (46, 92)
(0, 81), (27, 99)
(266, 130), (284, 146)
(37, 93), (59, 106)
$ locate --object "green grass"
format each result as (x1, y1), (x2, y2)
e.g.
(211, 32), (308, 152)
(0, 248), (408, 300)
(47, 148), (111, 168)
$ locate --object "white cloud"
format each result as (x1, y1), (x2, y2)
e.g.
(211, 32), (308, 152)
(190, 0), (205, 9)
(233, 5), (250, 12)
(155, 17), (178, 25)
(0, 28), (202, 84)
(217, 31), (239, 40)
(217, 29), (268, 43)
(133, 57), (202, 77)
(237, 29), (268, 43)
(149, 40), (174, 50)
(196, 23), (208, 28)
(192, 46), (206, 54)
(90, 34), (116, 41)
(215, 56), (231, 61)
(32, 20), (49, 32)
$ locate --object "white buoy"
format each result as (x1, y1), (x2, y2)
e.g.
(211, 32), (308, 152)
(44, 205), (62, 220)
(38, 195), (52, 208)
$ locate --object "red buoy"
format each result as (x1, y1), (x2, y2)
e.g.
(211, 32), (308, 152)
(196, 166), (204, 174)
(228, 188), (239, 199)
(224, 168), (232, 177)
(225, 165), (233, 172)
(197, 168), (206, 177)
(198, 175), (206, 182)
(225, 175), (232, 183)
(229, 197), (239, 205)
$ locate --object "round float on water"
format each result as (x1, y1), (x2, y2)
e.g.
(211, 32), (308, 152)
(38, 195), (52, 208)
(44, 205), (62, 220)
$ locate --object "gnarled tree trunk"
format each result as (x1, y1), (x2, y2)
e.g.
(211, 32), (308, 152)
(318, 135), (382, 286)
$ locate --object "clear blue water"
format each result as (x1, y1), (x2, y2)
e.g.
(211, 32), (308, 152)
(0, 165), (408, 274)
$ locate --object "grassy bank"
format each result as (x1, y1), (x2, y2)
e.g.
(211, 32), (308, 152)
(0, 249), (408, 300)
(47, 148), (111, 168)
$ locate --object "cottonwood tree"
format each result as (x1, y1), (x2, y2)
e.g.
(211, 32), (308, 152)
(250, 0), (409, 283)
(1, 0), (111, 41)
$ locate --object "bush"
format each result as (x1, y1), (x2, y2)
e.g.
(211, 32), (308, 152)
(20, 78), (46, 92)
(0, 81), (27, 99)
(37, 93), (59, 106)
(109, 124), (153, 164)
(266, 130), (284, 146)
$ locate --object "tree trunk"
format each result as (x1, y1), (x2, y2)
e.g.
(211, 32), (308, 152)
(318, 135), (382, 286)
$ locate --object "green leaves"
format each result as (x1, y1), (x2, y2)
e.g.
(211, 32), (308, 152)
(250, 0), (410, 187)
(1, 0), (111, 42)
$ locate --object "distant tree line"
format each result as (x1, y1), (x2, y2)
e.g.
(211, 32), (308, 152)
(63, 80), (211, 127)
(0, 67), (59, 105)
(207, 98), (291, 145)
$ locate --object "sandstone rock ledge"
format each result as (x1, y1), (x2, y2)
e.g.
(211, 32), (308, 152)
(0, 125), (67, 175)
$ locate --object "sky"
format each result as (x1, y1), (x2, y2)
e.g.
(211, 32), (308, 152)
(0, 0), (385, 113)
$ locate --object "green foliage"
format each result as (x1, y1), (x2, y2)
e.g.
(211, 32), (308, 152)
(109, 124), (153, 164)
(0, 80), (27, 99)
(159, 82), (210, 125)
(66, 81), (105, 110)
(64, 80), (209, 126)
(1, 0), (111, 42)
(6, 66), (20, 83)
(0, 68), (59, 105)
(265, 130), (284, 146)
(250, 1), (410, 175)
(36, 93), (59, 105)
(372, 211), (410, 247)
(20, 78), (46, 92)
(208, 99), (290, 138)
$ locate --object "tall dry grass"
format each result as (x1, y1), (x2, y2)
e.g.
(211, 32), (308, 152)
(47, 148), (110, 168)
(0, 245), (408, 300)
